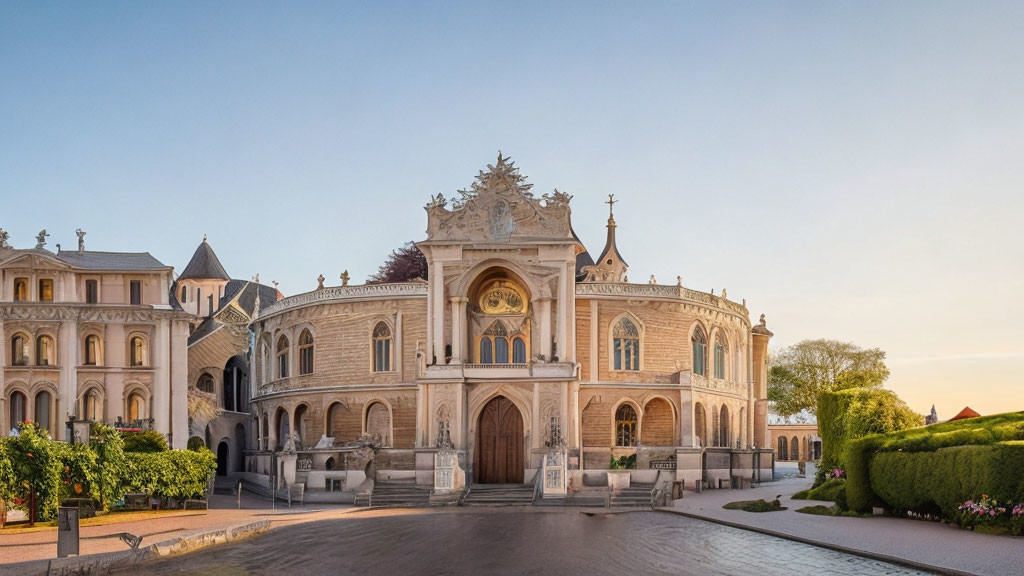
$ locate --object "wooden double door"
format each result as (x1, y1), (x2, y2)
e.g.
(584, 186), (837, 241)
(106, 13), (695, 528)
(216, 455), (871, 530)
(475, 396), (524, 484)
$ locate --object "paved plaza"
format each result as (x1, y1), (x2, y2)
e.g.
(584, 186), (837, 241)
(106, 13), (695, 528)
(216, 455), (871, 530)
(113, 508), (930, 576)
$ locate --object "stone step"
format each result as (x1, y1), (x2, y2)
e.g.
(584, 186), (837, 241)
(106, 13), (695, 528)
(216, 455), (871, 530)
(362, 482), (432, 508)
(462, 485), (534, 506)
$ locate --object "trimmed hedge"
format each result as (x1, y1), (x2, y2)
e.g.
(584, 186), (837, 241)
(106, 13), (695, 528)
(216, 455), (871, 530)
(844, 411), (1024, 515)
(817, 388), (921, 485)
(122, 450), (216, 500)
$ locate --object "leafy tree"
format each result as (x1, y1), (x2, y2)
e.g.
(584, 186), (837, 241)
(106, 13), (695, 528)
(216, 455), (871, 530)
(367, 241), (428, 284)
(0, 422), (62, 522)
(768, 339), (890, 415)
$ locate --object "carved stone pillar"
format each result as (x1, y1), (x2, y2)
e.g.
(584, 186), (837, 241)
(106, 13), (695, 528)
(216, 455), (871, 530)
(449, 297), (468, 364)
(535, 297), (552, 360)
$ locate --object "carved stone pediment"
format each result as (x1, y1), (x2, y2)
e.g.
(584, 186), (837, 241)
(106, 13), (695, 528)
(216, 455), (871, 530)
(215, 303), (250, 325)
(425, 153), (574, 243)
(0, 252), (71, 272)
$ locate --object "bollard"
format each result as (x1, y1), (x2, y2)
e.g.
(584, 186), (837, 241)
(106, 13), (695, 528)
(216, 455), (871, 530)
(57, 506), (80, 558)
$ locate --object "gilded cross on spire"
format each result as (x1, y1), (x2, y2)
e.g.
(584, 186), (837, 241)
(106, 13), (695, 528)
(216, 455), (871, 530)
(605, 194), (617, 216)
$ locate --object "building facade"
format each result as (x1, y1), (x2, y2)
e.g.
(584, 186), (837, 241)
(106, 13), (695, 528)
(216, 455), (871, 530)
(0, 230), (192, 448)
(247, 155), (775, 493)
(768, 410), (821, 463)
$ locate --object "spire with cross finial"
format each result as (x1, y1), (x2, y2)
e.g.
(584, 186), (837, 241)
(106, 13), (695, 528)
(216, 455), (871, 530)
(605, 194), (617, 225)
(580, 194), (629, 283)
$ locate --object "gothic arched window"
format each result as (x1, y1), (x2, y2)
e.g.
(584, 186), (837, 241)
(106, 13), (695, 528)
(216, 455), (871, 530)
(9, 391), (26, 426)
(130, 336), (146, 367)
(197, 373), (214, 393)
(36, 335), (54, 366)
(11, 334), (28, 366)
(614, 403), (638, 447)
(613, 317), (640, 371)
(713, 333), (727, 379)
(777, 436), (789, 460)
(276, 335), (289, 379)
(479, 322), (514, 364)
(299, 329), (314, 375)
(35, 390), (52, 430)
(692, 326), (708, 376)
(373, 322), (392, 372)
(84, 335), (102, 366)
(694, 403), (707, 447)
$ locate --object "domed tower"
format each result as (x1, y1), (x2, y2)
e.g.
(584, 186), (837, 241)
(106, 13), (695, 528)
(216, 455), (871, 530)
(175, 236), (230, 318)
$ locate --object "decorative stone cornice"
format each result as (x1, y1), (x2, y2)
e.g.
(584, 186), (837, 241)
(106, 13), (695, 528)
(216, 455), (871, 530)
(257, 283), (428, 321)
(575, 283), (750, 320)
(0, 304), (188, 323)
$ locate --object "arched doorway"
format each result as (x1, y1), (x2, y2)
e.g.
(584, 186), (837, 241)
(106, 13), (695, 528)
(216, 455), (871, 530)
(475, 396), (524, 484)
(216, 442), (229, 476)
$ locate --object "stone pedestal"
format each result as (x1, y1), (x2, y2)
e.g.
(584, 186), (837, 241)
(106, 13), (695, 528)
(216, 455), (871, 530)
(607, 470), (631, 490)
(280, 453), (297, 487)
(433, 449), (465, 494)
(542, 450), (567, 497)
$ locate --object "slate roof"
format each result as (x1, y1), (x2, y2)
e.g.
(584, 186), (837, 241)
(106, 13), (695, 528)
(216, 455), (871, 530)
(55, 250), (169, 271)
(179, 240), (230, 281)
(187, 317), (223, 346)
(575, 250), (595, 281)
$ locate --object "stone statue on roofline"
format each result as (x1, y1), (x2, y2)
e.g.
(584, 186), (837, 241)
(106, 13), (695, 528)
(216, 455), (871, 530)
(36, 229), (49, 249)
(0, 228), (8, 249)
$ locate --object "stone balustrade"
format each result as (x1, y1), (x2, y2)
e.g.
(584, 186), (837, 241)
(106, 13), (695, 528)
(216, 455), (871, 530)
(575, 282), (749, 318)
(258, 282), (428, 319)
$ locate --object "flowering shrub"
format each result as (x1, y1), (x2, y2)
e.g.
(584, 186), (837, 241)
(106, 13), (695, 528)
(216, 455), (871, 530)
(955, 495), (1024, 535)
(831, 468), (845, 479)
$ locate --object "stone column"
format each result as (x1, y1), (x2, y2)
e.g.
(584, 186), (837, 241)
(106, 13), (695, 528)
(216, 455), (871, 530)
(170, 319), (189, 449)
(152, 318), (170, 438)
(0, 321), (6, 434)
(751, 324), (772, 449)
(556, 264), (568, 362)
(59, 319), (77, 422)
(394, 311), (403, 375)
(535, 297), (552, 360)
(431, 262), (445, 364)
(680, 388), (694, 447)
(449, 297), (468, 364)
(589, 300), (598, 383)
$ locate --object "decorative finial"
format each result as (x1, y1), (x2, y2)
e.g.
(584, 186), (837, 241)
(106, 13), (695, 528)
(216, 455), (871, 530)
(623, 275), (628, 283)
(254, 273), (260, 284)
(76, 228), (86, 253)
(35, 229), (49, 249)
(710, 288), (714, 295)
(759, 314), (766, 326)
(605, 194), (617, 220)
(742, 298), (746, 306)
(0, 228), (8, 249)
(272, 280), (279, 290)
(340, 270), (350, 286)
(649, 274), (656, 285)
(203, 234), (208, 243)
(721, 288), (727, 298)
(676, 276), (682, 287)
(317, 274), (325, 290)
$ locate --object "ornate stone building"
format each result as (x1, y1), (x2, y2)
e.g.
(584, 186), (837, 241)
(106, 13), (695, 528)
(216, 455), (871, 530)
(0, 229), (192, 447)
(768, 410), (821, 463)
(172, 238), (280, 475)
(247, 154), (775, 496)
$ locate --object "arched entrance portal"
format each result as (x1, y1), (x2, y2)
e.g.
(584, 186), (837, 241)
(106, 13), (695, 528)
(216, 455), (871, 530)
(475, 396), (524, 484)
(216, 442), (229, 476)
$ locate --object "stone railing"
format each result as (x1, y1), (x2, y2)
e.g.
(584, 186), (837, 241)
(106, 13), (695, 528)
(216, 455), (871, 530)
(575, 283), (748, 317)
(258, 283), (428, 319)
(681, 371), (745, 395)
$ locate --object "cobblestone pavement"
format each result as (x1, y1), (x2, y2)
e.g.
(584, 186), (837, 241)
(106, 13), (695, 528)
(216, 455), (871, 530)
(118, 509), (931, 576)
(672, 476), (1024, 576)
(0, 493), (351, 564)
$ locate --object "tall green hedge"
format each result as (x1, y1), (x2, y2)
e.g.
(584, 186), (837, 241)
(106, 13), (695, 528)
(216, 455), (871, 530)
(817, 387), (921, 484)
(0, 423), (216, 521)
(845, 411), (1024, 514)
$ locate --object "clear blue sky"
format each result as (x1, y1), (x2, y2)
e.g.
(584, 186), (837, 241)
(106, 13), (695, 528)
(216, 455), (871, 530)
(3, 2), (1022, 418)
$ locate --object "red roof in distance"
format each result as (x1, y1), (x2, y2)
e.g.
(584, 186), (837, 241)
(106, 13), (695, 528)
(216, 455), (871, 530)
(949, 406), (981, 421)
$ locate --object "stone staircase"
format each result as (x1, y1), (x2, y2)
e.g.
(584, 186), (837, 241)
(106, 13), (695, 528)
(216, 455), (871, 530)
(462, 484), (535, 506)
(213, 475), (238, 496)
(609, 482), (653, 507)
(357, 480), (431, 508)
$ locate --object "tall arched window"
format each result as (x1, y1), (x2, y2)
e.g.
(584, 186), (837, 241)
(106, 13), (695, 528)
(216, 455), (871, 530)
(512, 336), (527, 364)
(373, 322), (392, 372)
(197, 373), (214, 393)
(719, 405), (730, 448)
(276, 336), (289, 379)
(299, 329), (314, 375)
(694, 403), (707, 447)
(713, 333), (727, 379)
(791, 436), (800, 461)
(276, 408), (290, 449)
(180, 285), (188, 303)
(82, 389), (101, 421)
(35, 391), (52, 430)
(712, 406), (720, 446)
(84, 335), (101, 366)
(127, 392), (145, 421)
(11, 334), (28, 366)
(692, 326), (708, 376)
(613, 317), (640, 371)
(36, 335), (54, 366)
(614, 403), (638, 447)
(13, 278), (28, 301)
(9, 391), (27, 426)
(129, 336), (146, 367)
(777, 436), (789, 460)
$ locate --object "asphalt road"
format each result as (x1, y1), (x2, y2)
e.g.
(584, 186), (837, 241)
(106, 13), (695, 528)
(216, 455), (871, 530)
(118, 508), (932, 576)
